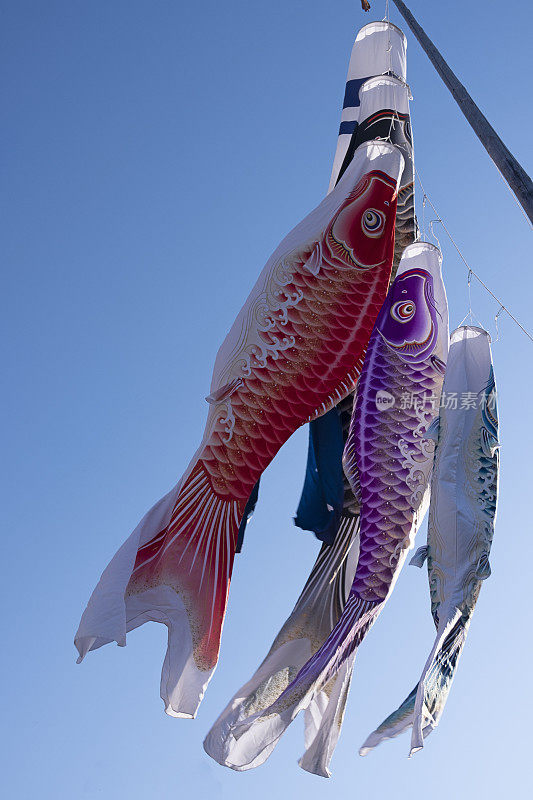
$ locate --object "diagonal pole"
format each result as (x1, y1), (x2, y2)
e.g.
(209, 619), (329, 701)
(366, 0), (533, 224)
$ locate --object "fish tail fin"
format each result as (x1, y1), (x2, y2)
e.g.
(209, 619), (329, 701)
(360, 609), (469, 757)
(299, 651), (356, 778)
(410, 610), (469, 755)
(231, 595), (380, 760)
(359, 686), (418, 756)
(298, 594), (380, 692)
(75, 461), (243, 718)
(204, 516), (360, 775)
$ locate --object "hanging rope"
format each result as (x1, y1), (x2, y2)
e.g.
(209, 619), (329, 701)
(458, 269), (483, 330)
(428, 219), (441, 250)
(493, 306), (504, 343)
(414, 167), (533, 344)
(421, 194), (427, 241)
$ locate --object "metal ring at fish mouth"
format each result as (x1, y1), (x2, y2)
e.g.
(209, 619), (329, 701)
(355, 20), (407, 43)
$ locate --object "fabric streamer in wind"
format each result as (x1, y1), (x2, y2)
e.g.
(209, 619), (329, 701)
(361, 325), (499, 756)
(74, 141), (403, 719)
(329, 21), (407, 193)
(230, 242), (448, 768)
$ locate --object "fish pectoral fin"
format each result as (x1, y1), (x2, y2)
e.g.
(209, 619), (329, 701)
(475, 553), (491, 580)
(423, 417), (440, 443)
(205, 378), (243, 405)
(302, 241), (322, 276)
(430, 355), (447, 375)
(480, 427), (500, 458)
(409, 545), (428, 568)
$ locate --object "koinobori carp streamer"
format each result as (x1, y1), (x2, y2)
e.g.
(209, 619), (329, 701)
(75, 141), (403, 719)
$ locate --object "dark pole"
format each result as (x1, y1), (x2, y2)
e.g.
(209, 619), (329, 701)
(380, 0), (533, 224)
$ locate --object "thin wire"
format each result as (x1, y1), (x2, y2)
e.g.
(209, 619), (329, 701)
(494, 305), (504, 343)
(379, 0), (402, 147)
(387, 1), (392, 76)
(429, 218), (441, 250)
(414, 166), (533, 344)
(458, 270), (483, 329)
(382, 1), (392, 75)
(385, 110), (397, 143)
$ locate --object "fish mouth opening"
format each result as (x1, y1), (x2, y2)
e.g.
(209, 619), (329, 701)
(355, 20), (407, 43)
(453, 325), (491, 341)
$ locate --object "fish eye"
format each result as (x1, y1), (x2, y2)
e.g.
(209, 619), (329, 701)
(361, 208), (386, 238)
(391, 300), (416, 323)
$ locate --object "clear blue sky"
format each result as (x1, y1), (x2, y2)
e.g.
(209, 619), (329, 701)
(3, 1), (532, 797)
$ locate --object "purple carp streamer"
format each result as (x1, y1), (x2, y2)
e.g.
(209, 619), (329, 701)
(230, 243), (449, 770)
(204, 517), (360, 775)
(361, 326), (499, 756)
